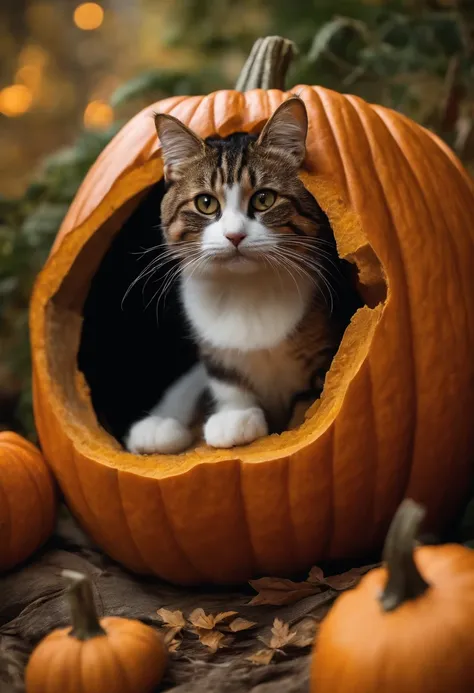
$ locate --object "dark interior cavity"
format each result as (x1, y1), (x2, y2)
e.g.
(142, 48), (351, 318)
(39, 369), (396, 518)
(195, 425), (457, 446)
(78, 181), (364, 444)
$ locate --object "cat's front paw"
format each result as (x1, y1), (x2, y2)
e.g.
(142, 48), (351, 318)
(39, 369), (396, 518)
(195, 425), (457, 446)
(204, 408), (268, 448)
(126, 416), (193, 454)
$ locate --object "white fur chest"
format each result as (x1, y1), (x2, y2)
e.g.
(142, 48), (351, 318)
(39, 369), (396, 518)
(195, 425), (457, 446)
(180, 271), (312, 351)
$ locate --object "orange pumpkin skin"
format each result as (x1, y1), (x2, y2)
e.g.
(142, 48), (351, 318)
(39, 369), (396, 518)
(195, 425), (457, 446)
(311, 544), (474, 693)
(29, 85), (474, 584)
(0, 431), (56, 571)
(25, 616), (167, 693)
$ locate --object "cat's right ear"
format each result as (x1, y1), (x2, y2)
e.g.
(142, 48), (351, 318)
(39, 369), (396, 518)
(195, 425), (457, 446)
(154, 113), (205, 182)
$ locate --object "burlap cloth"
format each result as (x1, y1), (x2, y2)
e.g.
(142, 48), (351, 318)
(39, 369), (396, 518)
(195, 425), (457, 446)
(0, 507), (378, 692)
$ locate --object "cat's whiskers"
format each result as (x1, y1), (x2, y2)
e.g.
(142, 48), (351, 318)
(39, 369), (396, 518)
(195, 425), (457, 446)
(123, 243), (202, 308)
(267, 247), (335, 313)
(122, 254), (177, 307)
(275, 242), (341, 282)
(283, 255), (336, 314)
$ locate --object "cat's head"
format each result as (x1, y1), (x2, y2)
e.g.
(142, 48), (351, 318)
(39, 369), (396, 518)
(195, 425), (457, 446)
(155, 96), (327, 277)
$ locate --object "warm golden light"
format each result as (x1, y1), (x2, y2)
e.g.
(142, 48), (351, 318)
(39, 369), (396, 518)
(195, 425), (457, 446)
(73, 3), (104, 31)
(83, 100), (114, 129)
(0, 85), (33, 117)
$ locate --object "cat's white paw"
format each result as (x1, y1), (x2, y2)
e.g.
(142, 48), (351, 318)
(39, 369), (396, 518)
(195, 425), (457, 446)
(204, 408), (268, 448)
(126, 416), (193, 454)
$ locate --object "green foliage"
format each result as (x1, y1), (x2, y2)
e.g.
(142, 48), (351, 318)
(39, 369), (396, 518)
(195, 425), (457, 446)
(0, 126), (120, 437)
(2, 0), (474, 438)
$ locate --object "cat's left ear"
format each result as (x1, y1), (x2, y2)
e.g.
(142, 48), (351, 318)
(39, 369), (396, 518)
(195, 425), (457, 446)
(155, 112), (205, 182)
(257, 96), (308, 166)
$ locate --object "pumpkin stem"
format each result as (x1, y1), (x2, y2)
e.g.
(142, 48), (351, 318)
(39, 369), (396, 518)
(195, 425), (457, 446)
(62, 569), (106, 640)
(235, 36), (296, 91)
(379, 499), (430, 612)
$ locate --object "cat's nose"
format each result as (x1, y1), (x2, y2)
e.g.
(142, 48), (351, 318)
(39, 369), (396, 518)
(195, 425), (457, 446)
(225, 232), (246, 248)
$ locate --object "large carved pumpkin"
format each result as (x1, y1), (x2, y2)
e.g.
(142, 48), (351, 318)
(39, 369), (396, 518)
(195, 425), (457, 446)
(30, 37), (474, 584)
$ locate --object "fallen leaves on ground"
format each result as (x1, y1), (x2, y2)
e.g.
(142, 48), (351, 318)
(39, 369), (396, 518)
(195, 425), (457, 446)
(227, 617), (257, 632)
(248, 577), (320, 606)
(156, 607), (257, 653)
(247, 617), (318, 665)
(189, 608), (238, 630)
(157, 608), (187, 651)
(157, 608), (187, 628)
(247, 649), (275, 666)
(195, 628), (228, 653)
(267, 619), (297, 649)
(249, 563), (379, 605)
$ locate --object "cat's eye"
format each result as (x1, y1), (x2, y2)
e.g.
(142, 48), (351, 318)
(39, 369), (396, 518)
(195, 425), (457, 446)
(250, 189), (276, 212)
(195, 194), (220, 215)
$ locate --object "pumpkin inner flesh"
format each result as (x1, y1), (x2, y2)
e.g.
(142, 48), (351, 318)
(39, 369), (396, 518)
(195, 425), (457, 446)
(42, 165), (387, 476)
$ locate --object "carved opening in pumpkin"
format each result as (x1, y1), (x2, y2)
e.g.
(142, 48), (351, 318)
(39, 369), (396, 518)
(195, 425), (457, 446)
(69, 175), (386, 448)
(40, 160), (387, 473)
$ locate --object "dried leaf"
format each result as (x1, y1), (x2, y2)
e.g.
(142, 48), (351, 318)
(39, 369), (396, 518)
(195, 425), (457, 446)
(188, 608), (216, 630)
(157, 608), (186, 628)
(197, 628), (227, 652)
(213, 610), (239, 625)
(324, 566), (375, 591)
(228, 617), (257, 632)
(168, 639), (181, 653)
(188, 608), (238, 631)
(291, 618), (318, 648)
(163, 626), (182, 645)
(246, 648), (275, 665)
(269, 619), (297, 650)
(307, 566), (324, 584)
(248, 577), (319, 606)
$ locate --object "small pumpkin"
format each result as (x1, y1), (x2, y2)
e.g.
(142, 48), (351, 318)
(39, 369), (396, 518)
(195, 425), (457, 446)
(311, 499), (474, 693)
(25, 570), (167, 693)
(0, 430), (56, 571)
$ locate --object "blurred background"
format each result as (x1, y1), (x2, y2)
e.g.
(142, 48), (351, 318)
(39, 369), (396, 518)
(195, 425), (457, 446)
(1, 0), (473, 437)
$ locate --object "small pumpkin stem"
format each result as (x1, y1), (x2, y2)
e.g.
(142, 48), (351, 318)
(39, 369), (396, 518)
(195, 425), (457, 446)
(62, 569), (106, 640)
(235, 36), (297, 92)
(379, 499), (430, 612)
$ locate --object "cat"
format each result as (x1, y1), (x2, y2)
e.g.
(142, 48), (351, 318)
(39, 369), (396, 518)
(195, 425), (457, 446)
(125, 95), (348, 455)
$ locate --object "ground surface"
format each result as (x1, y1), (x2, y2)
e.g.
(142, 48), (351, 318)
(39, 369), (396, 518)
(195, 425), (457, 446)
(0, 508), (378, 692)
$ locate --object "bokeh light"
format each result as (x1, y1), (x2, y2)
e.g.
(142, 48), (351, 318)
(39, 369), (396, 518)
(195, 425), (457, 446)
(0, 85), (33, 117)
(73, 3), (104, 31)
(83, 100), (113, 129)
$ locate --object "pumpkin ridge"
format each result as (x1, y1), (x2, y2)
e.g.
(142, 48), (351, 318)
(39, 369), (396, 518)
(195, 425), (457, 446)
(324, 426), (335, 556)
(102, 636), (133, 693)
(71, 449), (148, 571)
(187, 93), (212, 133)
(363, 362), (378, 547)
(283, 456), (299, 567)
(386, 112), (474, 347)
(115, 471), (155, 574)
(86, 462), (150, 572)
(346, 95), (418, 509)
(237, 459), (257, 576)
(43, 643), (66, 691)
(5, 443), (48, 541)
(310, 88), (349, 196)
(154, 480), (209, 582)
(389, 114), (471, 349)
(0, 462), (12, 565)
(65, 442), (109, 549)
(68, 450), (111, 555)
